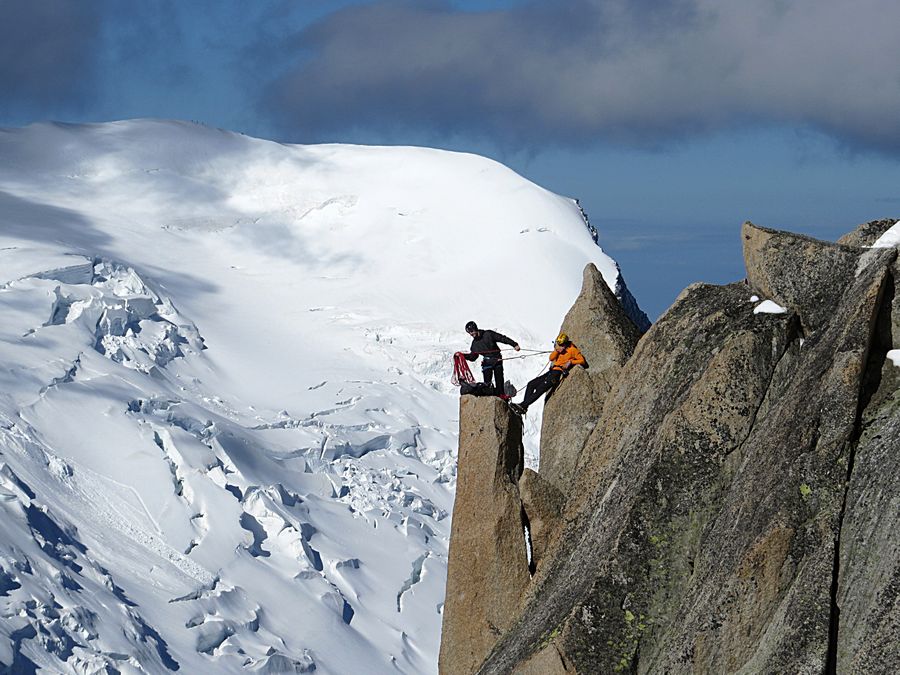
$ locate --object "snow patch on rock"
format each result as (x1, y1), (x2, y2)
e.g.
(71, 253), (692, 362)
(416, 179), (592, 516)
(753, 299), (788, 314)
(870, 220), (900, 248)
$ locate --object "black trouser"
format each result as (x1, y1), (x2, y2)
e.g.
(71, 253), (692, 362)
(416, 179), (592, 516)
(482, 360), (505, 395)
(522, 369), (563, 408)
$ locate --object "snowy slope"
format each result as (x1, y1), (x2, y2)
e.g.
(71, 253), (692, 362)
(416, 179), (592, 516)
(0, 119), (635, 673)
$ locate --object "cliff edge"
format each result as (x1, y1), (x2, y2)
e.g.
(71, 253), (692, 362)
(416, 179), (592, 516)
(441, 218), (900, 674)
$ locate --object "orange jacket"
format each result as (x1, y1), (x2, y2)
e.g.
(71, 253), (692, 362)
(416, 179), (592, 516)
(549, 344), (586, 371)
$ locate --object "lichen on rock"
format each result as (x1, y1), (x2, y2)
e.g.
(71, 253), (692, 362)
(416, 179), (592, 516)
(441, 221), (900, 675)
(439, 397), (530, 675)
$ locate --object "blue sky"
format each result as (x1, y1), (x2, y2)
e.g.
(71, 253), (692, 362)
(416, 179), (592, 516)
(2, 0), (899, 319)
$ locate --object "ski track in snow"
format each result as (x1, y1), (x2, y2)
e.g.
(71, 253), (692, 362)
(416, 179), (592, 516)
(0, 119), (629, 673)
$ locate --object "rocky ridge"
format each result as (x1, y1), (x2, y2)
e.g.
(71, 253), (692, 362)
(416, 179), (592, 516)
(440, 219), (900, 674)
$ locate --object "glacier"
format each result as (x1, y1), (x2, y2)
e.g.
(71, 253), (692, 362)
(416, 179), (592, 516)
(0, 119), (638, 673)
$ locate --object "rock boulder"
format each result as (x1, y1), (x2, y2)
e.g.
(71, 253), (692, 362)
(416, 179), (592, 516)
(439, 396), (530, 675)
(539, 264), (641, 496)
(471, 225), (899, 674)
(742, 220), (873, 333)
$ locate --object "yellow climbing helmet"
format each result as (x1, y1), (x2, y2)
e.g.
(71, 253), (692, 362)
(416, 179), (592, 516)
(555, 332), (569, 345)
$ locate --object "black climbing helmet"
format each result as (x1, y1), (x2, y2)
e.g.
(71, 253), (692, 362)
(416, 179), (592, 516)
(465, 321), (478, 333)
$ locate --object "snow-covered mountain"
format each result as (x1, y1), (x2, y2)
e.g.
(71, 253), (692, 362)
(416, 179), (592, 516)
(0, 119), (640, 673)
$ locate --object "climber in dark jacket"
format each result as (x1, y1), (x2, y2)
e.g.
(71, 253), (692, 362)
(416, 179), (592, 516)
(464, 321), (520, 396)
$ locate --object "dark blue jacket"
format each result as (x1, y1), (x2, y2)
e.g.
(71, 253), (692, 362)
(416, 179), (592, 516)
(465, 329), (518, 366)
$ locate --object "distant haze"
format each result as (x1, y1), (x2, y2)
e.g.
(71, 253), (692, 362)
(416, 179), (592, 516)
(1, 0), (899, 319)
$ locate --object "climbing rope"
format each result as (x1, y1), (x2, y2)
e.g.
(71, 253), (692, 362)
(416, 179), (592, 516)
(451, 352), (476, 386)
(450, 347), (552, 386)
(500, 351), (552, 361)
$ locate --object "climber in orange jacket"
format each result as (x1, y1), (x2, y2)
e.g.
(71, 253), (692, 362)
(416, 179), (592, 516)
(509, 333), (586, 415)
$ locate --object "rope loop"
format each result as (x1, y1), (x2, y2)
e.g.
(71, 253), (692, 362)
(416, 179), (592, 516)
(451, 351), (476, 386)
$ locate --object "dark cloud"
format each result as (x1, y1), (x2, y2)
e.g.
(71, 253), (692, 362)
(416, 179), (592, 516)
(0, 0), (104, 117)
(261, 0), (900, 153)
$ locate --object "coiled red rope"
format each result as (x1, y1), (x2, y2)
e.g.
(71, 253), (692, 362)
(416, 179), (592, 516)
(451, 352), (476, 386)
(451, 348), (552, 386)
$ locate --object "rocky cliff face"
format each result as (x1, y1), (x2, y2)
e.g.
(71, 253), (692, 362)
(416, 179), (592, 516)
(439, 397), (529, 675)
(540, 263), (642, 497)
(440, 219), (900, 674)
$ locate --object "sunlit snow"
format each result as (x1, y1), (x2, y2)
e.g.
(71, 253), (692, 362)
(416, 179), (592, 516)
(753, 299), (788, 314)
(0, 120), (630, 673)
(871, 220), (900, 248)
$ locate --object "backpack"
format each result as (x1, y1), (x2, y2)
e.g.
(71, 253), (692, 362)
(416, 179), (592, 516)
(459, 381), (495, 397)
